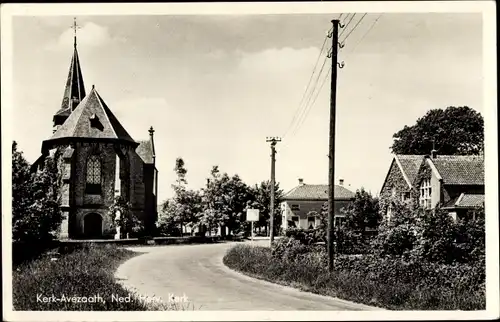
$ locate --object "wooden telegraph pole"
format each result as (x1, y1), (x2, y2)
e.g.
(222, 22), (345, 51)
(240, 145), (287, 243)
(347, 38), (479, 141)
(328, 19), (341, 272)
(266, 136), (281, 246)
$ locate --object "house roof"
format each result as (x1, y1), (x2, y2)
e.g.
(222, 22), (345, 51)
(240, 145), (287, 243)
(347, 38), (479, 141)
(55, 44), (86, 117)
(136, 140), (155, 164)
(283, 184), (355, 200)
(443, 193), (484, 209)
(429, 155), (484, 185)
(395, 155), (425, 187)
(44, 87), (136, 146)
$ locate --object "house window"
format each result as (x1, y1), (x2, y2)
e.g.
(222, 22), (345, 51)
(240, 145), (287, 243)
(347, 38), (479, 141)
(86, 155), (102, 194)
(419, 178), (432, 209)
(307, 217), (315, 229)
(291, 204), (300, 211)
(401, 191), (411, 202)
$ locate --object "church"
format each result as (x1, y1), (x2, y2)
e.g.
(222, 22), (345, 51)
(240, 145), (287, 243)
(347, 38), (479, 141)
(32, 25), (158, 240)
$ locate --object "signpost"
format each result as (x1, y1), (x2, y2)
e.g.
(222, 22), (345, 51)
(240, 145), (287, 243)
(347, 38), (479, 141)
(246, 209), (259, 241)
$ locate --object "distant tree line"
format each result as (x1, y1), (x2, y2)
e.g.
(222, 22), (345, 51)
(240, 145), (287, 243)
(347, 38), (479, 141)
(156, 158), (284, 237)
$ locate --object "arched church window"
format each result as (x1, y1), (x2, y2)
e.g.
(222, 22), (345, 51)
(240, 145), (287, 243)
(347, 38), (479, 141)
(85, 155), (102, 194)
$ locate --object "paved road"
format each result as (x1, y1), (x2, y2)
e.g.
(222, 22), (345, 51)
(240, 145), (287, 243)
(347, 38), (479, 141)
(115, 241), (383, 311)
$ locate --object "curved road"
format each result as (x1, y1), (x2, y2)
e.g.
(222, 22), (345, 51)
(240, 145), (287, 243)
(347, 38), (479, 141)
(115, 241), (383, 311)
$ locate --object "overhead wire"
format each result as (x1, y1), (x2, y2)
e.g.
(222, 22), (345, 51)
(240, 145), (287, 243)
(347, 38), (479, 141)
(343, 13), (383, 59)
(280, 12), (349, 148)
(338, 13), (356, 38)
(340, 13), (368, 45)
(282, 34), (329, 139)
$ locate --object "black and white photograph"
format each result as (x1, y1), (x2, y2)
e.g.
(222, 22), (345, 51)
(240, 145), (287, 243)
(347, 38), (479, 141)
(1, 2), (498, 321)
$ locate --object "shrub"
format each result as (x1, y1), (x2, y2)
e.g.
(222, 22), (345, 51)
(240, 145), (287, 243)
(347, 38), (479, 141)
(455, 215), (485, 262)
(285, 228), (325, 245)
(13, 244), (186, 311)
(224, 244), (485, 310)
(335, 229), (371, 255)
(271, 237), (322, 263)
(12, 143), (63, 245)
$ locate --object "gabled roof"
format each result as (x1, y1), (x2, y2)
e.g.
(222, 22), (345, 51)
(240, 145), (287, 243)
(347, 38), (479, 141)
(283, 184), (355, 200)
(395, 155), (425, 187)
(443, 193), (484, 209)
(44, 87), (136, 147)
(54, 44), (86, 118)
(381, 155), (425, 193)
(136, 140), (155, 164)
(429, 155), (484, 185)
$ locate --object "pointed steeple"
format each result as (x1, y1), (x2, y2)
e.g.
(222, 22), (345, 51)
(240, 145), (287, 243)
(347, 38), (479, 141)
(53, 18), (86, 127)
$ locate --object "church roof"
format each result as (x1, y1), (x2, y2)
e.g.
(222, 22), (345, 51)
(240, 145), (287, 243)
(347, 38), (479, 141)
(55, 44), (86, 117)
(44, 87), (137, 148)
(137, 140), (155, 164)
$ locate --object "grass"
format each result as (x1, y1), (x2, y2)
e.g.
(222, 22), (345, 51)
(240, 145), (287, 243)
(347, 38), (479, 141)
(12, 244), (192, 311)
(222, 244), (485, 310)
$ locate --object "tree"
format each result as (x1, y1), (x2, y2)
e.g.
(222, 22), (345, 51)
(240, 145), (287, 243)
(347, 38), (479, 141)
(107, 195), (143, 238)
(370, 197), (420, 256)
(200, 166), (252, 236)
(341, 188), (381, 232)
(157, 158), (202, 236)
(247, 181), (284, 236)
(200, 166), (226, 235)
(12, 142), (63, 244)
(170, 158), (201, 235)
(156, 199), (179, 236)
(391, 106), (484, 155)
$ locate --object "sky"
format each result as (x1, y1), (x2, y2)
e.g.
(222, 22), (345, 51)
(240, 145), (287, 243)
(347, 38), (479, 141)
(9, 12), (483, 202)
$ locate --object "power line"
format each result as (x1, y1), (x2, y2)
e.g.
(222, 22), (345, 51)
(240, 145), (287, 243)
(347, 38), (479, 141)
(290, 57), (328, 137)
(307, 66), (332, 116)
(340, 13), (368, 45)
(282, 34), (329, 139)
(338, 13), (356, 39)
(344, 13), (383, 59)
(290, 56), (329, 137)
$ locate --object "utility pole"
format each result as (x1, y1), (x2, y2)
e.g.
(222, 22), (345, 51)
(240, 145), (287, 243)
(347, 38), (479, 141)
(266, 136), (281, 246)
(328, 19), (341, 272)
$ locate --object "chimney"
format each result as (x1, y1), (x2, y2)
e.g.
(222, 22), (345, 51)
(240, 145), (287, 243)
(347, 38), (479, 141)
(298, 178), (304, 186)
(339, 178), (344, 186)
(431, 140), (437, 159)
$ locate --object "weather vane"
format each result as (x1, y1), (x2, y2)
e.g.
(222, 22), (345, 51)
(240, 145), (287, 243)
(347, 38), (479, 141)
(71, 17), (81, 47)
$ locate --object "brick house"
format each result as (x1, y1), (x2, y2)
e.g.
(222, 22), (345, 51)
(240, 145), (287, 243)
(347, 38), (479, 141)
(379, 155), (425, 219)
(31, 35), (158, 239)
(280, 179), (355, 230)
(380, 152), (484, 220)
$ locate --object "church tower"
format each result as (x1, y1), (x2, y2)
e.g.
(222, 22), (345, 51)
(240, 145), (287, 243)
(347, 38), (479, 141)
(52, 18), (86, 132)
(36, 18), (159, 240)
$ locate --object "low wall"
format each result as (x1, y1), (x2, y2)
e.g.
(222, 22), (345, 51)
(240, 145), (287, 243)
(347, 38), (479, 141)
(58, 235), (221, 251)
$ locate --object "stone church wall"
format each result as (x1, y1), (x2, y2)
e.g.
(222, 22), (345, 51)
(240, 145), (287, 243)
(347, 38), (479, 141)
(71, 142), (120, 237)
(129, 150), (146, 217)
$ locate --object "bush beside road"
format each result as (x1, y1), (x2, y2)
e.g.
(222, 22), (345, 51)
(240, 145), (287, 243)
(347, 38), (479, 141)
(223, 241), (485, 310)
(12, 244), (185, 311)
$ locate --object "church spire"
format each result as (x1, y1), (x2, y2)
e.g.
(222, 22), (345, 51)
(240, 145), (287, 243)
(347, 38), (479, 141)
(53, 18), (86, 127)
(72, 17), (79, 48)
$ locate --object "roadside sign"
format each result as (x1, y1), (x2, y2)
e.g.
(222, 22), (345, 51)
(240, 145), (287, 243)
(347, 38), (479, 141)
(246, 209), (259, 242)
(246, 209), (259, 221)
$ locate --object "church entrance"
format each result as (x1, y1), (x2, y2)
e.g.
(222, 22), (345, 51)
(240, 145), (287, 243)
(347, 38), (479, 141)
(84, 213), (103, 239)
